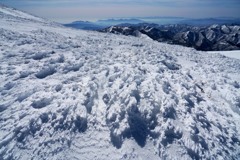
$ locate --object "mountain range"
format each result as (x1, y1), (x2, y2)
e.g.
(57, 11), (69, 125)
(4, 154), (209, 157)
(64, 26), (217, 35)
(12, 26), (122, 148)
(64, 17), (240, 30)
(101, 24), (240, 51)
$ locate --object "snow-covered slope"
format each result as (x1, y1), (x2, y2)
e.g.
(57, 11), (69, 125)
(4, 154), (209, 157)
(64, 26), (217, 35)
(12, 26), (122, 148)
(0, 5), (240, 160)
(0, 4), (45, 23)
(208, 50), (240, 60)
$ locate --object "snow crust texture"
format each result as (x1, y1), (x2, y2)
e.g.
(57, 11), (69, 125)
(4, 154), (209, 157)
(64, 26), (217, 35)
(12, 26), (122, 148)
(0, 5), (240, 160)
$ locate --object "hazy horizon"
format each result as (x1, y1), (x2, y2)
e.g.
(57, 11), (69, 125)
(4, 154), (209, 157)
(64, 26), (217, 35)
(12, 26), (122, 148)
(1, 0), (240, 23)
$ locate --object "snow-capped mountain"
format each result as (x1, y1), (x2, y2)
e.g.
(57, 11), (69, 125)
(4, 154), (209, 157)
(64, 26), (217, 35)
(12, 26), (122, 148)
(0, 5), (240, 160)
(64, 17), (240, 31)
(101, 24), (240, 51)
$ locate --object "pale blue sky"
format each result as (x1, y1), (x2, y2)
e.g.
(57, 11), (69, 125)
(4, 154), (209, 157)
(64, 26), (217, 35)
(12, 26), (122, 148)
(1, 0), (240, 23)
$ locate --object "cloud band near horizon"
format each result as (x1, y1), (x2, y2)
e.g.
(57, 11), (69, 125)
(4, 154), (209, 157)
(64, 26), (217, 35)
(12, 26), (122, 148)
(0, 0), (239, 23)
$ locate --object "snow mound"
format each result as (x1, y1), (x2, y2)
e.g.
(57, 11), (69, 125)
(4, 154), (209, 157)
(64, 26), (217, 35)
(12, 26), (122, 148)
(0, 5), (240, 160)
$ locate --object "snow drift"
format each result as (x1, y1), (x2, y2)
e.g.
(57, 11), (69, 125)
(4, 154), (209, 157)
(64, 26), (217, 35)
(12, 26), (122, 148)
(0, 5), (240, 160)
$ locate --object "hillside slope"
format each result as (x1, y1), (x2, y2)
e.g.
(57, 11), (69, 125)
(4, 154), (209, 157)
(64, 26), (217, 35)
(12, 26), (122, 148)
(0, 5), (240, 160)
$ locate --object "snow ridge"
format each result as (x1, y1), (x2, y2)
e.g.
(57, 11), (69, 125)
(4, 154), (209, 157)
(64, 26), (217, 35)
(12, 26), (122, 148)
(0, 5), (240, 160)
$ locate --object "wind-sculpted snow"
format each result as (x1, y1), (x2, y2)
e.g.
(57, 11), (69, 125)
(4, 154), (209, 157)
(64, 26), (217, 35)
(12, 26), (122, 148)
(0, 6), (240, 160)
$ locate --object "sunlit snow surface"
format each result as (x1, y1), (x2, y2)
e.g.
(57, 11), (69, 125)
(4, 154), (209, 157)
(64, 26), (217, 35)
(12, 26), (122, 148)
(0, 5), (240, 160)
(208, 50), (240, 60)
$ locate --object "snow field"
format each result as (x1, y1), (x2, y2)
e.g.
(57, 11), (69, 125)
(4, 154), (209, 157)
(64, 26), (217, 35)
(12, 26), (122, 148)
(0, 5), (240, 160)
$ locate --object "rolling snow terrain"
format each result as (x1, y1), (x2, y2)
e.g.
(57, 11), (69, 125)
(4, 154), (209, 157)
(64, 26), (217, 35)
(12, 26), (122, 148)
(1, 5), (240, 160)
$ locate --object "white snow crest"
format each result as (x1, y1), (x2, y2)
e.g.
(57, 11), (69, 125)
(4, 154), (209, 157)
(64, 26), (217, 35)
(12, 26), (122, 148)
(0, 5), (240, 160)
